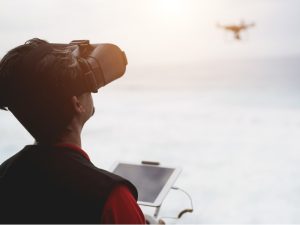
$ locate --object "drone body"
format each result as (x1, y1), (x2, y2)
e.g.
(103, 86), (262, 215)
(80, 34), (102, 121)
(217, 20), (256, 40)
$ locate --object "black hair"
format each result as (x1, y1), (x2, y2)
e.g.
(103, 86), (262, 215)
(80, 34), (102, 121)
(0, 38), (81, 143)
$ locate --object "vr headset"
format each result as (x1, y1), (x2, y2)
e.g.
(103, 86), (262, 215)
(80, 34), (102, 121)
(21, 39), (128, 97)
(66, 40), (128, 93)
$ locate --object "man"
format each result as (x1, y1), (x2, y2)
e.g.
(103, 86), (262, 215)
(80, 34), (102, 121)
(0, 38), (145, 224)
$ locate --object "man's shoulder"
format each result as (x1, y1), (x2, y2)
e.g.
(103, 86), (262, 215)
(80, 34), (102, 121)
(0, 146), (29, 176)
(34, 144), (138, 198)
(0, 144), (138, 199)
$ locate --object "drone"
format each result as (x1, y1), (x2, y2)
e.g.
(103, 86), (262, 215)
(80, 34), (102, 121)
(217, 20), (256, 41)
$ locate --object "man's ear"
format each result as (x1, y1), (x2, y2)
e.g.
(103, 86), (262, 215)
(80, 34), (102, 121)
(70, 96), (85, 113)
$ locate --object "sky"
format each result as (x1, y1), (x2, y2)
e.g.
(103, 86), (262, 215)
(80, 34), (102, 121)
(1, 0), (300, 65)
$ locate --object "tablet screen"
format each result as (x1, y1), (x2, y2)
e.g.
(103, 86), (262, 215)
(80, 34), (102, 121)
(113, 163), (175, 204)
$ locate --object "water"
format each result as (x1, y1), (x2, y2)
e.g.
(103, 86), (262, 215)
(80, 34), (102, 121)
(1, 57), (300, 223)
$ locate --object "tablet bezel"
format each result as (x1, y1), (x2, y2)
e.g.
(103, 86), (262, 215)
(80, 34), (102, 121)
(110, 161), (181, 207)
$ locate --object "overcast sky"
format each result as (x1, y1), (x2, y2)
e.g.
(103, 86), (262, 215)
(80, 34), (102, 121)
(1, 0), (300, 65)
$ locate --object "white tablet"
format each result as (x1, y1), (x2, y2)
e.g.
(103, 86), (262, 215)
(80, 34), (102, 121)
(110, 161), (181, 207)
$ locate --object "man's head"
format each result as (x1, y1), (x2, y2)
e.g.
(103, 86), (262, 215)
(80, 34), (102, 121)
(0, 38), (94, 143)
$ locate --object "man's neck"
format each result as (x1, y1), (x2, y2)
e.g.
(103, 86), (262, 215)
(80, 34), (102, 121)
(35, 117), (85, 148)
(50, 123), (82, 148)
(55, 131), (82, 148)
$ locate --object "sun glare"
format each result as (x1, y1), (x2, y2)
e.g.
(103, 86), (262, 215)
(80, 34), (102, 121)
(154, 0), (185, 18)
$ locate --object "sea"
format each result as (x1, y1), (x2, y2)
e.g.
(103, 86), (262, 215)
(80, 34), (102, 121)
(1, 57), (300, 223)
